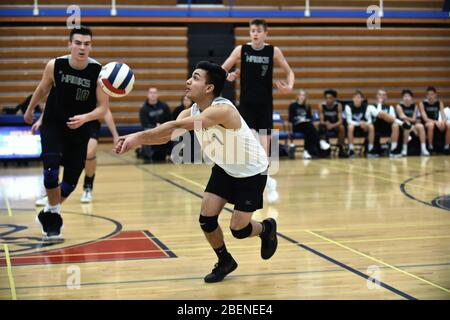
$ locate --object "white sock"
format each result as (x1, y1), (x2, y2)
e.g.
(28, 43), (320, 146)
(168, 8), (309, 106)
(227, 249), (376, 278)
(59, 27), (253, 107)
(391, 142), (397, 151)
(445, 144), (449, 150)
(45, 203), (60, 214)
(349, 144), (354, 150)
(421, 143), (428, 152)
(402, 144), (408, 152)
(368, 144), (374, 151)
(428, 144), (433, 150)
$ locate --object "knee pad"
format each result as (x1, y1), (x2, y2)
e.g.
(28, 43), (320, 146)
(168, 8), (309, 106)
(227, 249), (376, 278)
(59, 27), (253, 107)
(199, 215), (219, 233)
(230, 223), (253, 239)
(60, 168), (82, 198)
(42, 153), (61, 189)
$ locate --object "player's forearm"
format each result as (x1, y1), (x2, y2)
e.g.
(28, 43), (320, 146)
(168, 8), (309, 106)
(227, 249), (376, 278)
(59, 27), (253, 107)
(83, 105), (107, 123)
(137, 120), (178, 145)
(26, 86), (48, 114)
(286, 69), (295, 89)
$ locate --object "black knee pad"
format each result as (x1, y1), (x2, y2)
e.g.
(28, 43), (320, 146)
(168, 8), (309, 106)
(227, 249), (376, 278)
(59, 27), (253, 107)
(230, 223), (253, 239)
(42, 153), (61, 189)
(199, 215), (219, 233)
(60, 167), (82, 198)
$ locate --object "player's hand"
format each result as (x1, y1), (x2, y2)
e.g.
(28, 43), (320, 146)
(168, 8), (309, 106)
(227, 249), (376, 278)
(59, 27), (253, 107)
(112, 135), (120, 145)
(325, 122), (333, 130)
(276, 80), (292, 93)
(360, 121), (368, 130)
(226, 70), (239, 82)
(67, 114), (87, 129)
(113, 133), (140, 154)
(436, 121), (445, 131)
(24, 109), (34, 124)
(31, 117), (42, 134)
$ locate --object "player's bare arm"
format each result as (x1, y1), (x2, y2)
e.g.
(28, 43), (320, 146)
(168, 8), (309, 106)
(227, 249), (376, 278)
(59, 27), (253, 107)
(66, 81), (109, 129)
(222, 45), (242, 82)
(24, 59), (55, 124)
(274, 46), (295, 93)
(115, 104), (239, 154)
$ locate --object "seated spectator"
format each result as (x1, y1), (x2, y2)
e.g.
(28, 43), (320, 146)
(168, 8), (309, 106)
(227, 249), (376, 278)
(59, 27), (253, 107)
(172, 95), (193, 120)
(318, 89), (346, 158)
(418, 86), (449, 154)
(139, 87), (172, 163)
(344, 90), (377, 158)
(289, 90), (329, 159)
(366, 89), (401, 157)
(395, 89), (429, 156)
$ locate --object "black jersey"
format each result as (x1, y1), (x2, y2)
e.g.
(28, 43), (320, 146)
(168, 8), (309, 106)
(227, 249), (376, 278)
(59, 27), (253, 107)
(321, 102), (340, 123)
(289, 102), (312, 125)
(422, 99), (440, 120)
(347, 102), (367, 123)
(240, 43), (274, 104)
(399, 103), (416, 119)
(43, 55), (102, 130)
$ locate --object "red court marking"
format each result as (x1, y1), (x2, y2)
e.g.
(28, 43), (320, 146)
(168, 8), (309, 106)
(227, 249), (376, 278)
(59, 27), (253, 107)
(0, 230), (172, 266)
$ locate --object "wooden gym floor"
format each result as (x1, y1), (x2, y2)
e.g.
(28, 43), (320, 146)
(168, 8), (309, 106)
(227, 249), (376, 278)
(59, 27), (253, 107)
(0, 144), (449, 300)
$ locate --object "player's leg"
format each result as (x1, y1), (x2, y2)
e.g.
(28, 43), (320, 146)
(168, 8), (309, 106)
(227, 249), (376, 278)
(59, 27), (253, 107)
(425, 121), (435, 151)
(445, 122), (450, 154)
(81, 137), (97, 203)
(201, 165), (237, 283)
(415, 123), (430, 156)
(347, 124), (355, 158)
(390, 122), (400, 156)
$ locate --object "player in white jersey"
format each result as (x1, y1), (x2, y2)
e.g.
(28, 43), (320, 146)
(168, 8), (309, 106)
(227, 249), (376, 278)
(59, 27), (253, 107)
(114, 61), (278, 283)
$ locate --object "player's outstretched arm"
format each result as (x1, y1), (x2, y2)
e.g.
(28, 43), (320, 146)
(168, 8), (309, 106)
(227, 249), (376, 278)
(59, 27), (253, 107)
(67, 81), (109, 129)
(24, 59), (55, 124)
(114, 105), (238, 154)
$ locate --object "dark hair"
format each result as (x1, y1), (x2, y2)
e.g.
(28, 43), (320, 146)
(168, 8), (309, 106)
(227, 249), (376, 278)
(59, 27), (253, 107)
(194, 61), (226, 97)
(250, 18), (268, 31)
(401, 89), (413, 97)
(324, 89), (337, 98)
(70, 25), (93, 42)
(426, 86), (436, 93)
(353, 90), (364, 98)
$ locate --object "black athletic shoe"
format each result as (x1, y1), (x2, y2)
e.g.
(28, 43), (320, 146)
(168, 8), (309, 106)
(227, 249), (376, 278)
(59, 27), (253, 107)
(348, 149), (355, 159)
(260, 218), (278, 260)
(389, 149), (402, 158)
(204, 256), (238, 283)
(367, 149), (379, 158)
(36, 210), (63, 240)
(444, 148), (450, 155)
(338, 147), (348, 158)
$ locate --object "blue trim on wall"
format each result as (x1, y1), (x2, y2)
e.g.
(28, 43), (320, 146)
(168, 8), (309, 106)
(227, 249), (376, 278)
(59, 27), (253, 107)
(1, 8), (448, 19)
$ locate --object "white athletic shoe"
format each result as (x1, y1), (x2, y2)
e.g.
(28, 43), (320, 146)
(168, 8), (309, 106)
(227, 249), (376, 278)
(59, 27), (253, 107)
(80, 189), (93, 203)
(401, 146), (408, 157)
(319, 140), (330, 150)
(303, 150), (312, 160)
(266, 176), (279, 204)
(35, 195), (48, 206)
(421, 149), (430, 157)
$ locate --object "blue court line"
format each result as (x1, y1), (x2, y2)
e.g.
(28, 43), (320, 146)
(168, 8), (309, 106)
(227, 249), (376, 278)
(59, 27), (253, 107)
(0, 262), (447, 292)
(134, 165), (418, 300)
(0, 8), (448, 19)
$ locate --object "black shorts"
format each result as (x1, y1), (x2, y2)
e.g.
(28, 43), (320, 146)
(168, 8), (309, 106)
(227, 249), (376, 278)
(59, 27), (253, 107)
(89, 120), (101, 141)
(239, 100), (273, 135)
(40, 124), (89, 171)
(205, 164), (267, 212)
(374, 119), (392, 137)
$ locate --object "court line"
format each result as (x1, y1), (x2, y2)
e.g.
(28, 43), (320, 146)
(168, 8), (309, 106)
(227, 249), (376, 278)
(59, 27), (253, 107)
(1, 189), (13, 217)
(169, 172), (205, 189)
(137, 167), (417, 300)
(306, 230), (450, 294)
(3, 244), (17, 300)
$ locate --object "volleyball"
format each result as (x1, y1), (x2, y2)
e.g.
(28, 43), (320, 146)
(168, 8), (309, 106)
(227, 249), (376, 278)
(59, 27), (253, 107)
(98, 62), (135, 98)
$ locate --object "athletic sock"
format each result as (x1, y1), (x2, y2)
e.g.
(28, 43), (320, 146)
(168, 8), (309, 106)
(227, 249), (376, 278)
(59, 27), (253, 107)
(421, 143), (428, 152)
(259, 220), (271, 238)
(349, 144), (354, 150)
(368, 144), (374, 152)
(83, 174), (95, 190)
(45, 203), (60, 214)
(214, 244), (231, 263)
(445, 144), (449, 150)
(391, 142), (397, 151)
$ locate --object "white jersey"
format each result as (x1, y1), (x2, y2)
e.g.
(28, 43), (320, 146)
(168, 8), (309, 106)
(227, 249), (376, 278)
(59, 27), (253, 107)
(190, 97), (269, 178)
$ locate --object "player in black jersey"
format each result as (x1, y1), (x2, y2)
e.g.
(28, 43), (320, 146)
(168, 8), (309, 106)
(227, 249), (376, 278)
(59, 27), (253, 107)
(222, 18), (295, 204)
(418, 87), (449, 153)
(24, 26), (109, 239)
(395, 89), (429, 156)
(318, 89), (346, 158)
(344, 91), (377, 158)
